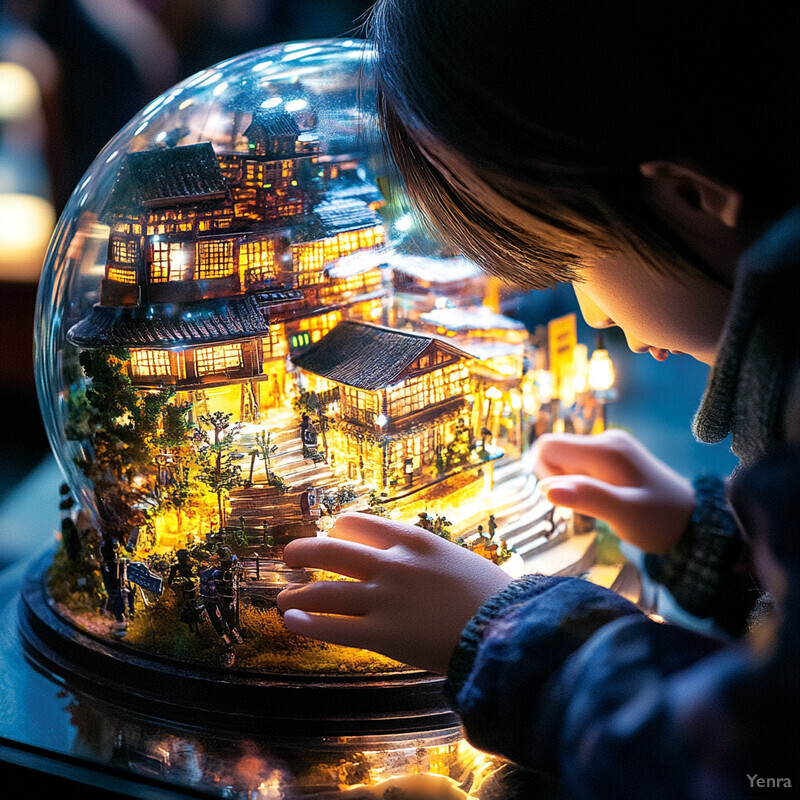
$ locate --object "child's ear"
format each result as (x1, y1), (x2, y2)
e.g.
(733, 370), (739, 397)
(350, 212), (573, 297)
(639, 161), (743, 229)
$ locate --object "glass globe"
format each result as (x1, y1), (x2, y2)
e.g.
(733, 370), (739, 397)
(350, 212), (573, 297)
(32, 39), (540, 681)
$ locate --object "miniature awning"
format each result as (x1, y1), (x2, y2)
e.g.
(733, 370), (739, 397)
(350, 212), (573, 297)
(67, 294), (272, 349)
(291, 320), (471, 391)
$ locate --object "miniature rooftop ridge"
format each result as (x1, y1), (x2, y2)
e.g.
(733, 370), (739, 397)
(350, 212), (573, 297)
(291, 320), (471, 391)
(67, 294), (271, 349)
(100, 142), (228, 220)
(244, 110), (301, 138)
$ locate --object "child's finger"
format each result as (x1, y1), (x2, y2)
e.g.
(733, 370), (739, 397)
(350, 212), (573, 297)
(539, 474), (637, 524)
(277, 579), (372, 617)
(281, 607), (378, 653)
(282, 536), (380, 579)
(533, 431), (643, 485)
(330, 511), (423, 549)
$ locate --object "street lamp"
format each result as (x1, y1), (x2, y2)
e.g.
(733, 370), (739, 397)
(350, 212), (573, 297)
(588, 335), (616, 430)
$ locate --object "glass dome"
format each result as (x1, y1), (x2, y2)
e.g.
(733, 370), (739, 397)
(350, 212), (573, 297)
(33, 39), (552, 679)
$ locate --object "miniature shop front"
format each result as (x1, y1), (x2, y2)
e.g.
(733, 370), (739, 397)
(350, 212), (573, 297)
(4, 40), (631, 797)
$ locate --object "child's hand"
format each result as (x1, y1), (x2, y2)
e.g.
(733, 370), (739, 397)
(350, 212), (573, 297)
(533, 429), (695, 554)
(276, 512), (513, 674)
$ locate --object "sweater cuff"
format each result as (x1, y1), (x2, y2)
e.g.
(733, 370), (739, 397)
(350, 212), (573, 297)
(444, 572), (556, 706)
(645, 474), (744, 621)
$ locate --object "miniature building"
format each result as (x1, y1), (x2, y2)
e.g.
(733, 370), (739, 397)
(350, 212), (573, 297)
(70, 125), (387, 427)
(293, 320), (476, 493)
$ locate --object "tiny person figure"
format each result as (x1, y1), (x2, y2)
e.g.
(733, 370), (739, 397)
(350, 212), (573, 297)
(167, 549), (205, 635)
(99, 537), (131, 637)
(300, 413), (318, 459)
(200, 546), (243, 664)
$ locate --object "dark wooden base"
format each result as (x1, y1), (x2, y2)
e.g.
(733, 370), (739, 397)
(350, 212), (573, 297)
(18, 552), (458, 736)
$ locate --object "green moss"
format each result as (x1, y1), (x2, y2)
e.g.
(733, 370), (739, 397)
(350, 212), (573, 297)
(47, 548), (407, 673)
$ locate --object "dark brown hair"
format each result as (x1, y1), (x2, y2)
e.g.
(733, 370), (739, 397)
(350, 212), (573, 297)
(367, 0), (800, 290)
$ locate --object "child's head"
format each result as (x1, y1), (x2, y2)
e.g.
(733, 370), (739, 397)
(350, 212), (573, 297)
(367, 1), (799, 363)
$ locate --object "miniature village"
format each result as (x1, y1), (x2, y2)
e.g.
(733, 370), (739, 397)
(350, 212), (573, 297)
(47, 106), (616, 674)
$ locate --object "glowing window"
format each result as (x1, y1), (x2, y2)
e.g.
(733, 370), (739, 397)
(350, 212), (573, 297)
(262, 326), (286, 360)
(107, 267), (137, 284)
(130, 349), (171, 377)
(290, 332), (310, 349)
(197, 239), (235, 279)
(194, 344), (243, 375)
(110, 237), (139, 265)
(150, 241), (192, 283)
(241, 239), (277, 285)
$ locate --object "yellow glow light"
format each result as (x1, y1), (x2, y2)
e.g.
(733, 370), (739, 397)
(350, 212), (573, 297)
(0, 62), (40, 119)
(0, 194), (56, 281)
(588, 345), (616, 391)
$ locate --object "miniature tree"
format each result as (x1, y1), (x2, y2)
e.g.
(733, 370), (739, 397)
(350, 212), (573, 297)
(436, 419), (474, 477)
(153, 399), (210, 537)
(254, 430), (287, 492)
(68, 347), (175, 544)
(194, 411), (244, 530)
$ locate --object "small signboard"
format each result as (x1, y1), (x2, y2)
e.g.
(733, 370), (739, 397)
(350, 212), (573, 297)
(547, 313), (578, 399)
(127, 561), (164, 596)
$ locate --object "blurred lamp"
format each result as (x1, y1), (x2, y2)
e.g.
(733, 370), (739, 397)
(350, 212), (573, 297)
(588, 335), (616, 391)
(0, 61), (40, 120)
(0, 193), (55, 281)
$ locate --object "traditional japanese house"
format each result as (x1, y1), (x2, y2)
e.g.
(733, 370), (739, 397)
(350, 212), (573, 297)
(292, 320), (479, 496)
(69, 119), (388, 424)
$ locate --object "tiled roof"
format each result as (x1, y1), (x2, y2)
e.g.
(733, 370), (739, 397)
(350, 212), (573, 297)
(100, 143), (228, 219)
(244, 111), (301, 139)
(313, 197), (382, 236)
(291, 320), (469, 390)
(67, 294), (271, 349)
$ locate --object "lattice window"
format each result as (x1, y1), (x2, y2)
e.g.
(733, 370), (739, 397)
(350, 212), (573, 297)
(241, 239), (277, 285)
(342, 386), (378, 425)
(107, 267), (137, 284)
(150, 241), (191, 283)
(197, 239), (235, 280)
(194, 344), (244, 375)
(130, 349), (171, 377)
(294, 241), (325, 285)
(110, 237), (139, 265)
(261, 325), (286, 360)
(297, 311), (341, 342)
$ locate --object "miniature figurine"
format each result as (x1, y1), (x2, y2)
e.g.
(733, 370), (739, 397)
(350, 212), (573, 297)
(199, 546), (243, 665)
(99, 537), (134, 636)
(167, 549), (205, 635)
